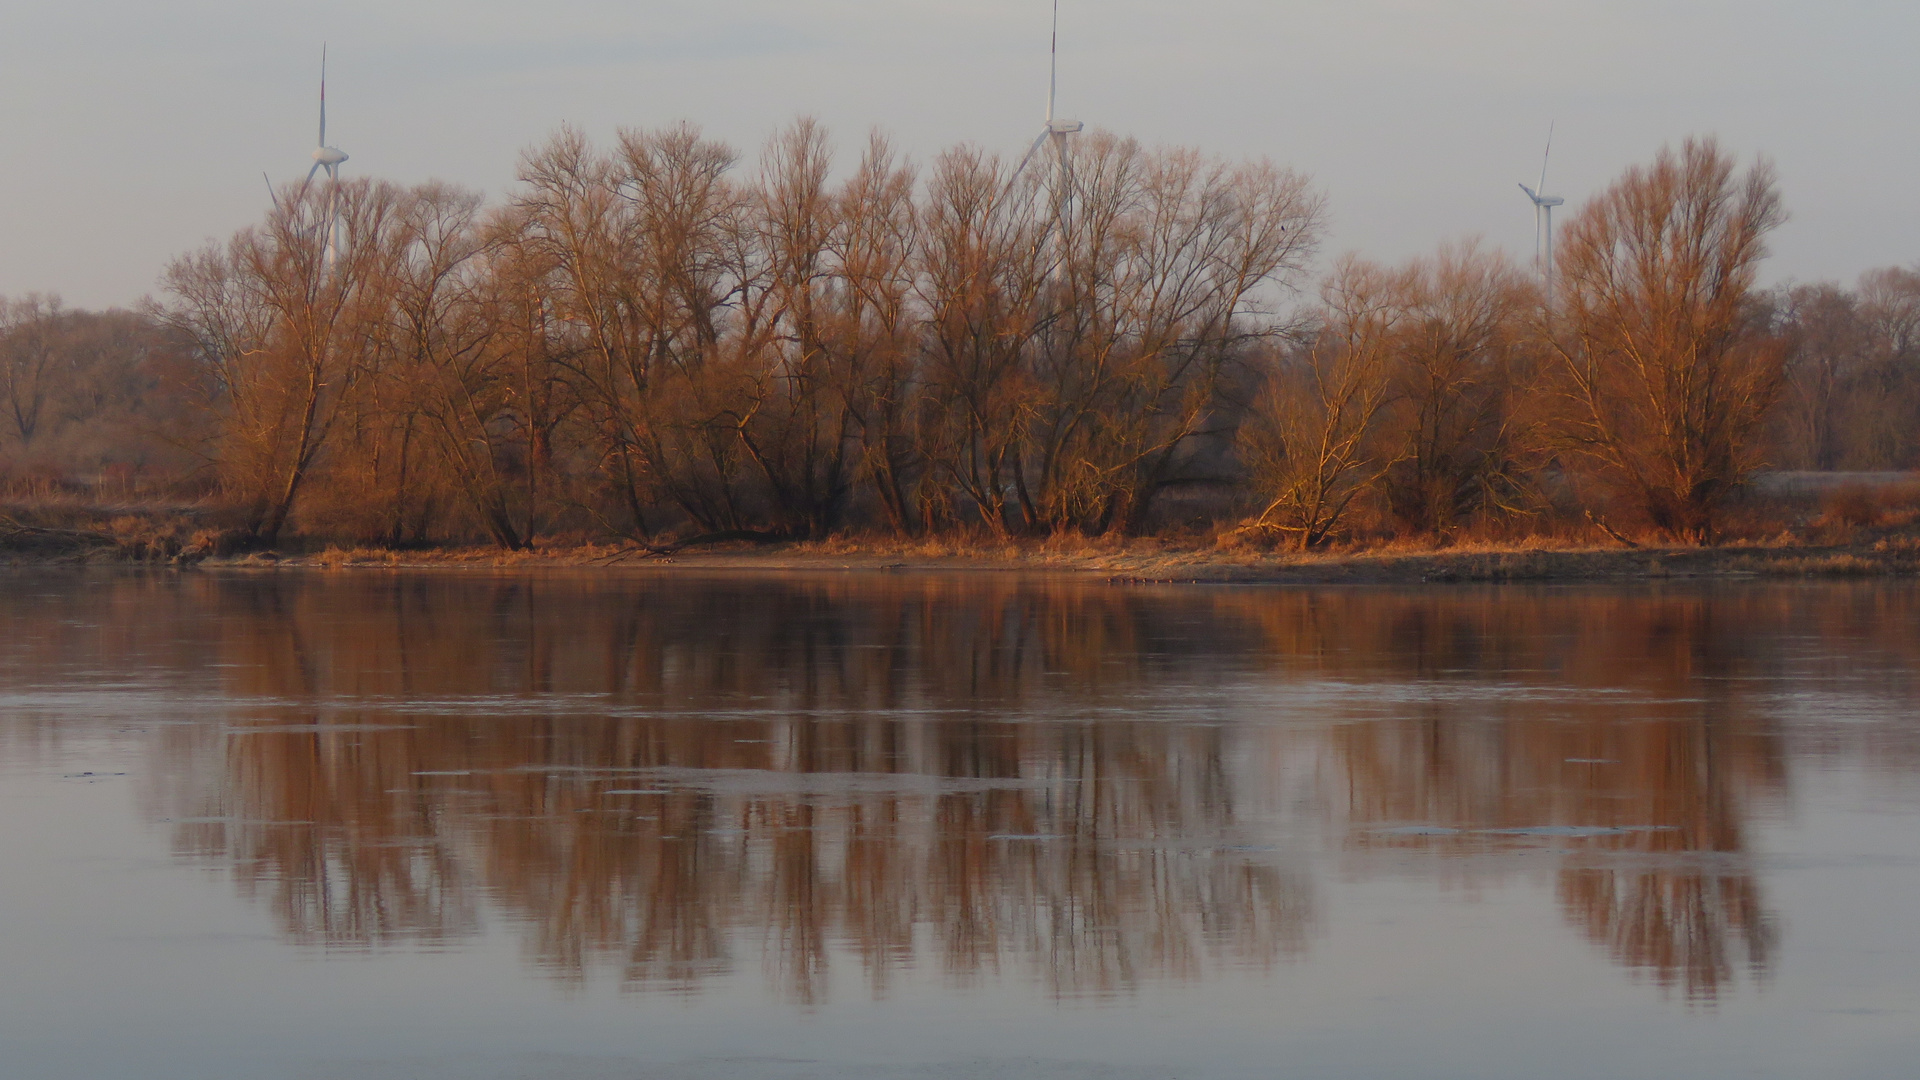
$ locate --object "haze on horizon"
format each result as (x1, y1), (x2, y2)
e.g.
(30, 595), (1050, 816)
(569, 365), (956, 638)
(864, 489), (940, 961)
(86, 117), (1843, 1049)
(2, 0), (1914, 310)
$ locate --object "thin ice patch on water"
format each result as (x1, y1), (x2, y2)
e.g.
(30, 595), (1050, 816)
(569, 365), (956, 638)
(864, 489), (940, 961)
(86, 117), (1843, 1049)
(254, 696), (996, 724)
(1486, 825), (1679, 838)
(1367, 824), (1679, 838)
(599, 767), (1077, 798)
(1558, 849), (1754, 873)
(159, 817), (316, 826)
(223, 722), (420, 730)
(222, 723), (421, 734)
(1102, 837), (1283, 853)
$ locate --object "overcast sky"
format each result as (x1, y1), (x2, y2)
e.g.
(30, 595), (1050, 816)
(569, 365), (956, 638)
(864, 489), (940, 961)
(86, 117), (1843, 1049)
(3, 1), (1915, 308)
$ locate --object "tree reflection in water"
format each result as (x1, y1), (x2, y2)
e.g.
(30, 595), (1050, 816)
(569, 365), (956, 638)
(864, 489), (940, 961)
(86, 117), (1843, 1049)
(9, 573), (1916, 1005)
(1223, 590), (1796, 1002)
(155, 575), (1312, 1004)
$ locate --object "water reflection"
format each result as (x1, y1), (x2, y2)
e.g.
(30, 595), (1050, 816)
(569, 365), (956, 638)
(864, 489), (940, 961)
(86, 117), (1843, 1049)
(151, 576), (1314, 1004)
(1280, 592), (1793, 1002)
(6, 573), (1919, 1006)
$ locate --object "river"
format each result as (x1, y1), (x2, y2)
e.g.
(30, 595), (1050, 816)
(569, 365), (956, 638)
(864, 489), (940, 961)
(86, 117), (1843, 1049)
(2, 570), (1916, 1079)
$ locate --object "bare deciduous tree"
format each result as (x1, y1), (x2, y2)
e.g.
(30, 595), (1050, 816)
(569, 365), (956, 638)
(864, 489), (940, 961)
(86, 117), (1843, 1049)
(1378, 240), (1536, 535)
(1773, 283), (1866, 472)
(158, 178), (407, 545)
(1550, 137), (1786, 544)
(1026, 138), (1324, 535)
(0, 295), (63, 449)
(915, 145), (1047, 534)
(832, 133), (922, 535)
(1238, 257), (1401, 549)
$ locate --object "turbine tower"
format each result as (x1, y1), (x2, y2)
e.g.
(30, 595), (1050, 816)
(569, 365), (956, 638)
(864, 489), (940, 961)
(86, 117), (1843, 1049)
(1011, 0), (1083, 257)
(1518, 122), (1564, 299)
(298, 46), (349, 265)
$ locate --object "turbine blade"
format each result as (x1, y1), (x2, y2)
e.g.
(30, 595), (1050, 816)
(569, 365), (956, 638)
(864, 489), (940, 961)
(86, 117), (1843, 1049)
(318, 44), (328, 147)
(263, 172), (281, 212)
(1539, 119), (1554, 192)
(297, 160), (322, 204)
(1519, 182), (1538, 202)
(1012, 129), (1050, 186)
(1047, 0), (1059, 124)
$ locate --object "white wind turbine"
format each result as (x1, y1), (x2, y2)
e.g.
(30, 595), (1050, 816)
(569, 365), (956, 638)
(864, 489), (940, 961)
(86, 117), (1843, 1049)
(1011, 0), (1083, 258)
(1518, 122), (1565, 299)
(297, 46), (350, 266)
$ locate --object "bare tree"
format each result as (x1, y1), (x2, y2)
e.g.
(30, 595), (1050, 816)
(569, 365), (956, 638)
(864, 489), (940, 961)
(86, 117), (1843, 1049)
(157, 178), (404, 545)
(468, 204), (583, 544)
(1773, 282), (1866, 471)
(1100, 150), (1323, 533)
(1378, 240), (1536, 535)
(1016, 139), (1324, 535)
(914, 145), (1047, 534)
(0, 295), (62, 449)
(832, 133), (923, 534)
(1550, 137), (1786, 544)
(368, 183), (518, 546)
(1850, 266), (1920, 468)
(730, 119), (862, 538)
(1238, 257), (1401, 549)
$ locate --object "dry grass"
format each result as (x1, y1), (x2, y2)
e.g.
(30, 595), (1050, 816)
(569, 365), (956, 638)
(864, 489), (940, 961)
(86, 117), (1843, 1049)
(1746, 553), (1887, 578)
(310, 546), (406, 568)
(0, 500), (223, 563)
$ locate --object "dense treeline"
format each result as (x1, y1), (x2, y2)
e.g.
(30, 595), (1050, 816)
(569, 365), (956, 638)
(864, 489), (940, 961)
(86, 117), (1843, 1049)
(148, 121), (1323, 548)
(6, 125), (1920, 549)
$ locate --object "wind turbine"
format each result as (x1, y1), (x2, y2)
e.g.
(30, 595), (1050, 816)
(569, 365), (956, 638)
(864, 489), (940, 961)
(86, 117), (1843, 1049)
(297, 46), (349, 265)
(1518, 122), (1564, 298)
(1011, 0), (1083, 258)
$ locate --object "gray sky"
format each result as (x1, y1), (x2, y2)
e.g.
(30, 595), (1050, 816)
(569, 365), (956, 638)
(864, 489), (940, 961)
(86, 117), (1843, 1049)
(3, 1), (1915, 309)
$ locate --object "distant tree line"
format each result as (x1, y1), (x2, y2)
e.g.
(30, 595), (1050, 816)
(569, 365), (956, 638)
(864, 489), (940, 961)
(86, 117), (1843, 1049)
(0, 297), (196, 495)
(5, 126), (1918, 548)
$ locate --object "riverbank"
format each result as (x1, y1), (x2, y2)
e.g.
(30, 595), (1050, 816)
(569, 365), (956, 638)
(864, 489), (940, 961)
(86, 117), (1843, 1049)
(255, 537), (1920, 583)
(149, 535), (1920, 583)
(8, 505), (1920, 583)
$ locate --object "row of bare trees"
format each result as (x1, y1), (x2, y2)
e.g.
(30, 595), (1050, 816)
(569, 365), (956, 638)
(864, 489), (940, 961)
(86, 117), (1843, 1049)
(153, 121), (1322, 547)
(11, 126), (1916, 547)
(1771, 267), (1920, 472)
(0, 297), (195, 492)
(1244, 139), (1789, 546)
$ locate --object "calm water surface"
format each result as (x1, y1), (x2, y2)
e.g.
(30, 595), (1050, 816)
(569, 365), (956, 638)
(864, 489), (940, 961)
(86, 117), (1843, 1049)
(2, 570), (1918, 1079)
